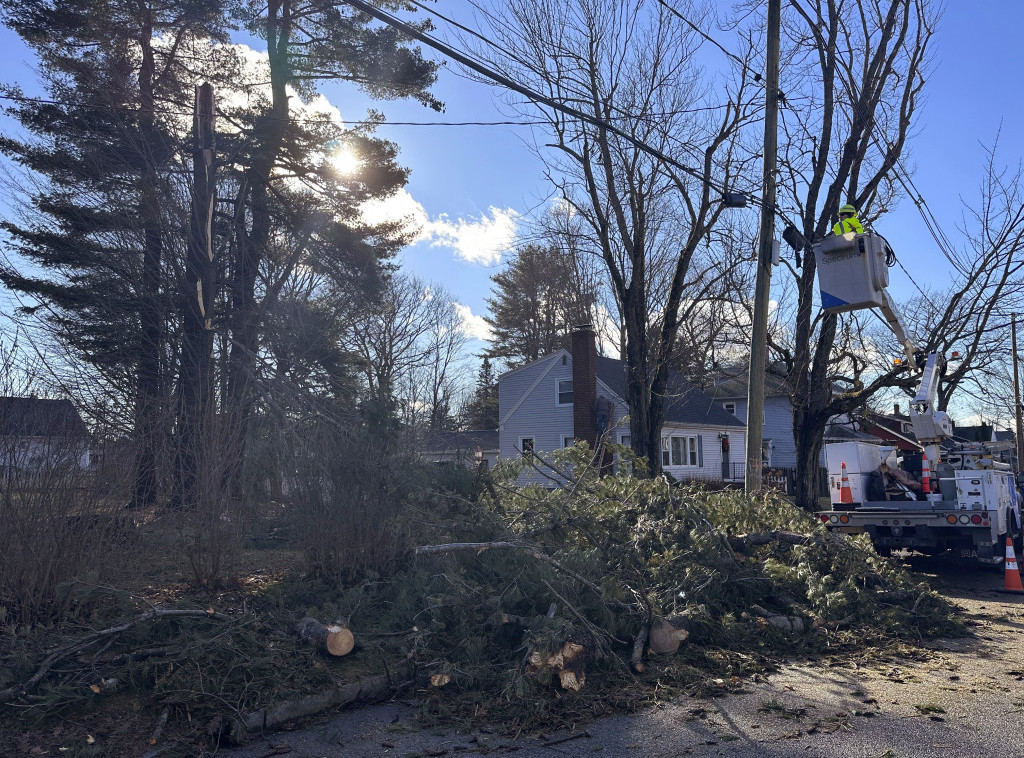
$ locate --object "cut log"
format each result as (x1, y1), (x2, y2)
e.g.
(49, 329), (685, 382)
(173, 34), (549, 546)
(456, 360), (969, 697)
(221, 663), (415, 744)
(526, 640), (589, 691)
(630, 625), (649, 672)
(648, 616), (690, 655)
(296, 617), (354, 657)
(748, 605), (806, 633)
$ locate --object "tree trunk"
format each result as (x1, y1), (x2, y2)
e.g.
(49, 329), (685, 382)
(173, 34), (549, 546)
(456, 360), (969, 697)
(171, 83), (217, 510)
(129, 13), (164, 510)
(227, 0), (291, 498)
(296, 617), (354, 657)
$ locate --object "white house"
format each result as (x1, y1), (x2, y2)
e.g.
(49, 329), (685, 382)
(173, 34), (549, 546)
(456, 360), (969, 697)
(418, 429), (499, 470)
(498, 328), (746, 486)
(0, 397), (90, 473)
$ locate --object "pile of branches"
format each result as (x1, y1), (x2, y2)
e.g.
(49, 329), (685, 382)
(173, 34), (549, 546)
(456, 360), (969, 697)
(398, 445), (963, 711)
(0, 445), (965, 751)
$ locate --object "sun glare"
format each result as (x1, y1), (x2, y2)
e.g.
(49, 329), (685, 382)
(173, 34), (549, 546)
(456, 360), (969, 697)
(330, 146), (361, 176)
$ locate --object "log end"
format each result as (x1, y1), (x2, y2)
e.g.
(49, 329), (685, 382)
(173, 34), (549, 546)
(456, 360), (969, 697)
(325, 626), (355, 657)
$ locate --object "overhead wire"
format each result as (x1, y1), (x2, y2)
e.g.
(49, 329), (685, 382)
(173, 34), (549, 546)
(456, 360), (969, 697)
(652, 0), (766, 87)
(338, 0), (758, 210)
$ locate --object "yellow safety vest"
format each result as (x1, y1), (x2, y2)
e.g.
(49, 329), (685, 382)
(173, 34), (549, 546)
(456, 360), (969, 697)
(833, 216), (864, 235)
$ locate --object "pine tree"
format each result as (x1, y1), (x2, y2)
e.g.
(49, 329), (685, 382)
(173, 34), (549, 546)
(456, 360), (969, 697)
(222, 0), (442, 492)
(484, 245), (598, 367)
(462, 357), (499, 430)
(0, 0), (227, 507)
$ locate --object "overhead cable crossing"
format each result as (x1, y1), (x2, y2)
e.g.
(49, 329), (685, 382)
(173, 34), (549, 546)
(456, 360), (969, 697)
(339, 0), (756, 210)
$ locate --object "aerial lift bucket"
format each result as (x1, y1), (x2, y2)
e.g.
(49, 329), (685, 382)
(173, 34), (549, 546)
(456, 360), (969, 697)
(814, 232), (890, 314)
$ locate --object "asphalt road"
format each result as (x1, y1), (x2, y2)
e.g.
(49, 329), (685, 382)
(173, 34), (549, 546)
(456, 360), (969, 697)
(226, 555), (1024, 758)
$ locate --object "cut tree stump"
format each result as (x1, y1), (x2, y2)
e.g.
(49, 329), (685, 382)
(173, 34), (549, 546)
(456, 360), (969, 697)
(297, 617), (354, 657)
(648, 616), (690, 655)
(526, 640), (589, 691)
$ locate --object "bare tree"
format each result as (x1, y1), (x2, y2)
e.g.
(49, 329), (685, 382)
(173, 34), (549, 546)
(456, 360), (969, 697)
(768, 0), (938, 508)
(343, 273), (467, 428)
(471, 0), (759, 473)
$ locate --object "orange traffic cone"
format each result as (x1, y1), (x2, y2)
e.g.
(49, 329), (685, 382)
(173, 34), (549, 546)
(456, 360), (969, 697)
(839, 462), (853, 504)
(921, 453), (931, 495)
(1003, 537), (1024, 595)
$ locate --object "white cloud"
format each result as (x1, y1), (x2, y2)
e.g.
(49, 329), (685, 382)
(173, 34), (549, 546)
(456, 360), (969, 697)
(360, 187), (429, 231)
(422, 207), (519, 266)
(360, 191), (518, 266)
(453, 303), (493, 342)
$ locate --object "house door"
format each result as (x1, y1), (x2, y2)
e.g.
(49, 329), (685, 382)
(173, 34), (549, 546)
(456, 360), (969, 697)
(721, 436), (730, 479)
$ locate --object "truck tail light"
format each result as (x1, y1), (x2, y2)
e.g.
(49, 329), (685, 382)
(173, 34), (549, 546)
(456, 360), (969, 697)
(970, 515), (983, 524)
(830, 515), (839, 524)
(959, 515), (970, 524)
(820, 515), (830, 523)
(839, 515), (850, 524)
(946, 515), (957, 524)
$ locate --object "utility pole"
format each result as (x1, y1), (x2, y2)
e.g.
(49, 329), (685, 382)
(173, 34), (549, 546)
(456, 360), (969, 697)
(1013, 314), (1023, 470)
(745, 0), (781, 493)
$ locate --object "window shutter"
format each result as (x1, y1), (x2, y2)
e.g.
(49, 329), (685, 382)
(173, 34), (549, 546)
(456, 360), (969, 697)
(697, 435), (703, 467)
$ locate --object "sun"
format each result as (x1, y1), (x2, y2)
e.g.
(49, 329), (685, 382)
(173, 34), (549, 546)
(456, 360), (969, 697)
(328, 144), (361, 177)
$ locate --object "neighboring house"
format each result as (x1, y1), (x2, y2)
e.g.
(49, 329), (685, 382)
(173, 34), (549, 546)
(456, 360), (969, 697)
(498, 328), (746, 486)
(707, 363), (808, 470)
(0, 396), (90, 472)
(858, 404), (920, 452)
(419, 429), (499, 470)
(953, 423), (995, 444)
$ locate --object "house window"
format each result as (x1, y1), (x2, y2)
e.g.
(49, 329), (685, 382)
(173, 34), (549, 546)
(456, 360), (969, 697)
(620, 434), (631, 448)
(556, 378), (573, 406)
(520, 437), (535, 458)
(662, 435), (699, 467)
(562, 435), (575, 449)
(724, 402), (736, 416)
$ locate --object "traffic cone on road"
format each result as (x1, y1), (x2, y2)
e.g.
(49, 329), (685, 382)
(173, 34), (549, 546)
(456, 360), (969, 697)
(1003, 537), (1024, 595)
(840, 462), (853, 504)
(921, 453), (931, 494)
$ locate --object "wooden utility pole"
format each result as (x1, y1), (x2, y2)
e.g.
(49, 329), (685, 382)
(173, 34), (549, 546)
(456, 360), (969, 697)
(745, 0), (781, 493)
(1013, 314), (1023, 469)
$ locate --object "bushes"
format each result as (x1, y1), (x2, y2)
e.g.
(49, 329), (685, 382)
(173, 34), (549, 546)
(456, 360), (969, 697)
(0, 455), (131, 627)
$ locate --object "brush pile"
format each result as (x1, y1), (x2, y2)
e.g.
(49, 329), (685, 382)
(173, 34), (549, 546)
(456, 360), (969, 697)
(0, 445), (964, 751)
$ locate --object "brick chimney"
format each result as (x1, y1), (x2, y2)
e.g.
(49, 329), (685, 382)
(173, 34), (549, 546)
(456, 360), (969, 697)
(571, 325), (598, 448)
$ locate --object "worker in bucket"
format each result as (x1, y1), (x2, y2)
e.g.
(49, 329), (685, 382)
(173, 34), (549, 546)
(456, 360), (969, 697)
(832, 203), (864, 235)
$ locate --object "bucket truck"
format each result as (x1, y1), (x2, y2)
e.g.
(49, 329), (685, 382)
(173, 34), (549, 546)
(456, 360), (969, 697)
(812, 232), (1022, 564)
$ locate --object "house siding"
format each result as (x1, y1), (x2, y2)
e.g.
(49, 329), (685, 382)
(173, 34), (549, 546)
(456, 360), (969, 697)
(658, 425), (747, 481)
(716, 395), (823, 469)
(500, 354), (574, 485)
(500, 353), (628, 486)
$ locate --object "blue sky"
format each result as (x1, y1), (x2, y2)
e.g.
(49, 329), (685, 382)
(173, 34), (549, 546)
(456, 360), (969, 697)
(338, 0), (1024, 350)
(0, 1), (1021, 364)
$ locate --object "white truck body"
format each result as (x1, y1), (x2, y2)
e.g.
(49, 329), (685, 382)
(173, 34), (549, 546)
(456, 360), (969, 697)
(813, 233), (1023, 564)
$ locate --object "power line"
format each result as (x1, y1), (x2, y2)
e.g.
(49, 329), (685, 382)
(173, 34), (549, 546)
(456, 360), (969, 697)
(652, 0), (765, 86)
(0, 91), (556, 128)
(338, 0), (754, 209)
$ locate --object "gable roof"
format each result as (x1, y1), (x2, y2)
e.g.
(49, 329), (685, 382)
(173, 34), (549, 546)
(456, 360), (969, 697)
(707, 363), (791, 400)
(594, 356), (743, 428)
(0, 397), (88, 438)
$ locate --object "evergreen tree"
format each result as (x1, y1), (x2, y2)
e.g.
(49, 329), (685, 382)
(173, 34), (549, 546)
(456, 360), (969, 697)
(462, 356), (499, 430)
(221, 0), (442, 493)
(484, 244), (597, 367)
(0, 0), (227, 507)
